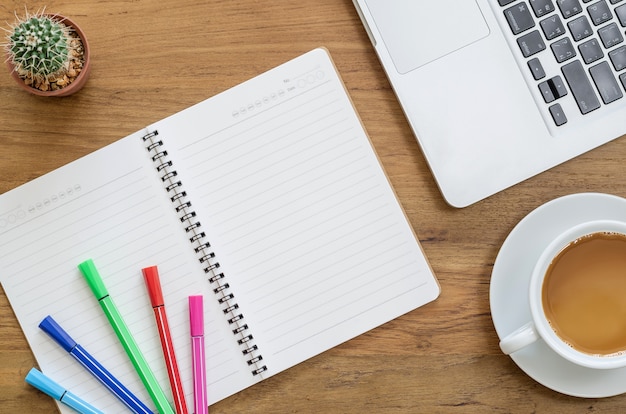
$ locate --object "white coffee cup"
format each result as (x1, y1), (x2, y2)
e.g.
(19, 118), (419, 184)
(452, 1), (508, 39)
(499, 219), (626, 369)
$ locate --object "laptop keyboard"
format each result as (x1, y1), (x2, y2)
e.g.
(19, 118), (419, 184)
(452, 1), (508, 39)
(498, 0), (626, 127)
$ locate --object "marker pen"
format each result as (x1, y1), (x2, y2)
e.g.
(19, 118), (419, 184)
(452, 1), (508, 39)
(78, 259), (174, 414)
(25, 367), (103, 414)
(189, 295), (208, 414)
(143, 266), (188, 414)
(39, 315), (153, 414)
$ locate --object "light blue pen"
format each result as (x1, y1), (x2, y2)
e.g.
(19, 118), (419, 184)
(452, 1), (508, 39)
(25, 367), (103, 414)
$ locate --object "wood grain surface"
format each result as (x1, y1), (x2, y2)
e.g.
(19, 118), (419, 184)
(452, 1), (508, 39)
(1, 1), (625, 412)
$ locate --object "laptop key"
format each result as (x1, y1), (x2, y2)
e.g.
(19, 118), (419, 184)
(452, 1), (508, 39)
(551, 37), (577, 62)
(528, 57), (546, 79)
(587, 0), (613, 26)
(550, 76), (568, 98)
(562, 60), (601, 113)
(620, 73), (626, 90)
(567, 16), (593, 41)
(541, 15), (566, 39)
(557, 0), (584, 18)
(539, 80), (557, 102)
(579, 38), (605, 63)
(616, 5), (626, 26)
(530, 0), (556, 17)
(505, 3), (535, 34)
(518, 30), (546, 56)
(589, 61), (623, 104)
(609, 45), (626, 70)
(549, 103), (568, 126)
(598, 23), (624, 48)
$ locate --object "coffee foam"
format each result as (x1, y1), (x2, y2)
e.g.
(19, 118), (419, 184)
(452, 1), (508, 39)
(547, 320), (626, 358)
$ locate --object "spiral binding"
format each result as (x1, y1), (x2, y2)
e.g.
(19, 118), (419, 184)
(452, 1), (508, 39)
(142, 130), (267, 376)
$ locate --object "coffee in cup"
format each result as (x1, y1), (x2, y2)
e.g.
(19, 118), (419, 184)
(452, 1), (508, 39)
(542, 230), (626, 356)
(499, 219), (626, 369)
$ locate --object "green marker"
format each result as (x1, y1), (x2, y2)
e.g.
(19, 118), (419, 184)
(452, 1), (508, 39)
(78, 259), (174, 414)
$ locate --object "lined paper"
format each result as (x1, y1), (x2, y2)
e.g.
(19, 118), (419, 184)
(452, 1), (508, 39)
(0, 48), (439, 413)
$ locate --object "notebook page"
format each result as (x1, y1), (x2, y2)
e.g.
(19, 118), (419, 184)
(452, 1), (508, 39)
(153, 48), (440, 388)
(0, 133), (251, 412)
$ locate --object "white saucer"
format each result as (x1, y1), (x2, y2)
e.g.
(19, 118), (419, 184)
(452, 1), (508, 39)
(490, 192), (626, 398)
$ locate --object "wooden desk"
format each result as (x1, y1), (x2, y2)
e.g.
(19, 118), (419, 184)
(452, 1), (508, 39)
(1, 1), (625, 412)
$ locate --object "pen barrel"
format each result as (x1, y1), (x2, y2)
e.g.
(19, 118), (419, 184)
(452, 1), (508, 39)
(191, 336), (208, 414)
(60, 391), (104, 414)
(153, 307), (188, 414)
(99, 298), (174, 414)
(72, 345), (153, 414)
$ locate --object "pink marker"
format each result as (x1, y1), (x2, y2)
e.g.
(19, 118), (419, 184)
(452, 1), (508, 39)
(189, 295), (208, 414)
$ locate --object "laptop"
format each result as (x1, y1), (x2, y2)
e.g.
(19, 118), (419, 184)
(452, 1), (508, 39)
(352, 0), (626, 207)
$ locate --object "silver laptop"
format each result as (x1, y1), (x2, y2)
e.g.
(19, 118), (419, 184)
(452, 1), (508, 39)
(352, 0), (626, 207)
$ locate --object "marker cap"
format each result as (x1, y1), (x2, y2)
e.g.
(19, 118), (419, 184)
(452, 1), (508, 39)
(142, 266), (164, 307)
(78, 259), (109, 300)
(39, 315), (77, 352)
(25, 368), (64, 400)
(189, 295), (204, 337)
(26, 368), (104, 414)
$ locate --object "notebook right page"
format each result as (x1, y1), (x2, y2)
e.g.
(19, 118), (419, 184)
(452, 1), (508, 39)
(153, 48), (440, 382)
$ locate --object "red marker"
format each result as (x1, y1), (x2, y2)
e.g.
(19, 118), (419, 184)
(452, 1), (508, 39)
(143, 266), (189, 414)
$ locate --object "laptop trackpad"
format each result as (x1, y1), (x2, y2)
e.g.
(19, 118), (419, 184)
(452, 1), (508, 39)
(365, 0), (490, 74)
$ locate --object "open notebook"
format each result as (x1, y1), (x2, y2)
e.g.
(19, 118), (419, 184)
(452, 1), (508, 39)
(0, 48), (439, 413)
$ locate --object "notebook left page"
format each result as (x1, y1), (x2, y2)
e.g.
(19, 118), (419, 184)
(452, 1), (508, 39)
(0, 134), (215, 413)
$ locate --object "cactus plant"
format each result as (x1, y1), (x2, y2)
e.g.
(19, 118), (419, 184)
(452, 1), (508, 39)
(3, 9), (90, 95)
(8, 14), (70, 78)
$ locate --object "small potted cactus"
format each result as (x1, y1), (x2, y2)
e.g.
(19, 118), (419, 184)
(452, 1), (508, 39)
(3, 9), (91, 96)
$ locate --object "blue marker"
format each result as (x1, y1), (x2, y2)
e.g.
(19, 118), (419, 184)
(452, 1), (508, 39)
(39, 315), (154, 414)
(25, 367), (103, 414)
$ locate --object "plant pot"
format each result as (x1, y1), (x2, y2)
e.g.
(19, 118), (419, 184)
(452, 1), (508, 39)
(5, 14), (91, 97)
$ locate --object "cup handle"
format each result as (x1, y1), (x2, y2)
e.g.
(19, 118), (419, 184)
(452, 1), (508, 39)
(499, 321), (539, 354)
